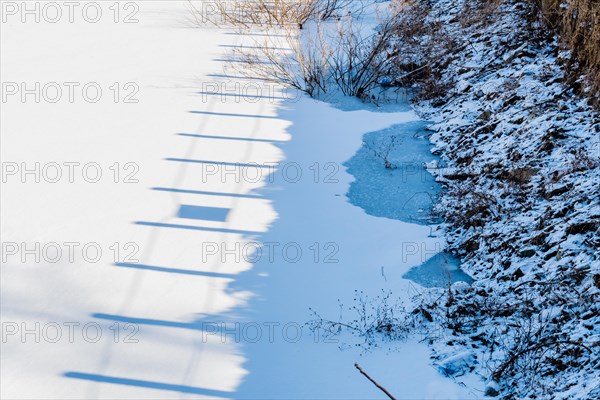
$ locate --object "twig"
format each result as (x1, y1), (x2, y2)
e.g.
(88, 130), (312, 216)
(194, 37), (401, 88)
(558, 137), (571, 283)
(354, 363), (397, 400)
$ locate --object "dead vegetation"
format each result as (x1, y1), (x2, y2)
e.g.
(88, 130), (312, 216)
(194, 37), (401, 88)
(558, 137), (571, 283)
(532, 0), (600, 107)
(435, 270), (599, 398)
(201, 0), (460, 101)
(388, 0), (458, 101)
(202, 0), (319, 28)
(229, 9), (406, 98)
(190, 0), (366, 28)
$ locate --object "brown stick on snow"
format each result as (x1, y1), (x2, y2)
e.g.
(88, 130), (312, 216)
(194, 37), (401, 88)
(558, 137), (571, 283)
(354, 363), (397, 400)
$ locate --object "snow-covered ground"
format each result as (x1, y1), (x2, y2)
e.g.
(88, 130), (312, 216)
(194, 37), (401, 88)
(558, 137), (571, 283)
(404, 1), (599, 398)
(1, 1), (481, 399)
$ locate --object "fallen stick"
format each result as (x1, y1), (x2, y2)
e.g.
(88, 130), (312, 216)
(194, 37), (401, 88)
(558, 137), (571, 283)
(354, 363), (397, 400)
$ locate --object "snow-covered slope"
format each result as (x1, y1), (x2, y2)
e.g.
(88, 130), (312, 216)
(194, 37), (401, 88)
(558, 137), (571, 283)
(404, 0), (599, 398)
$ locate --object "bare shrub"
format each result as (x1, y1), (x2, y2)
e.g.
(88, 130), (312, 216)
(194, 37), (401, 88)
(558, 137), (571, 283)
(317, 0), (354, 21)
(230, 25), (330, 96)
(432, 268), (599, 398)
(308, 290), (417, 350)
(190, 0), (366, 28)
(217, 0), (318, 28)
(206, 1), (445, 99)
(326, 14), (402, 97)
(490, 312), (593, 388)
(231, 8), (405, 98)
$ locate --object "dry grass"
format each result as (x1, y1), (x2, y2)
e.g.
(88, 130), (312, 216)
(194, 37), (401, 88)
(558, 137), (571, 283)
(388, 0), (459, 101)
(231, 10), (407, 98)
(533, 0), (600, 107)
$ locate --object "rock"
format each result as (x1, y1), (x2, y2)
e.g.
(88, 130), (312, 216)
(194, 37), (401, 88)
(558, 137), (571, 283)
(518, 249), (536, 258)
(484, 381), (500, 397)
(463, 238), (480, 252)
(507, 167), (538, 183)
(436, 351), (476, 377)
(478, 110), (492, 121)
(512, 267), (525, 280)
(547, 184), (572, 198)
(503, 95), (521, 107)
(444, 173), (476, 181)
(566, 221), (598, 235)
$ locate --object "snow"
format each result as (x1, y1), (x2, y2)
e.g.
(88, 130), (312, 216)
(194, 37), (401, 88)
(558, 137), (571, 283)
(1, 1), (482, 399)
(214, 92), (479, 399)
(407, 1), (599, 398)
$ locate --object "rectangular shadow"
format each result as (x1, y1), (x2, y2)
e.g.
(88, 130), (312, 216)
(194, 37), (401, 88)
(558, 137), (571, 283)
(178, 205), (230, 222)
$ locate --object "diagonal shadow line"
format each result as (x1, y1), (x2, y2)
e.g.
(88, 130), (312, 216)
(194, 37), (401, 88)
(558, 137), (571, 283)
(195, 91), (290, 101)
(180, 82), (275, 386)
(188, 110), (277, 119)
(223, 31), (288, 38)
(63, 372), (231, 397)
(115, 263), (235, 279)
(134, 221), (261, 236)
(212, 58), (274, 65)
(206, 73), (271, 82)
(165, 158), (271, 168)
(92, 313), (252, 335)
(218, 44), (291, 51)
(177, 132), (285, 143)
(85, 65), (226, 400)
(93, 313), (197, 330)
(151, 187), (263, 199)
